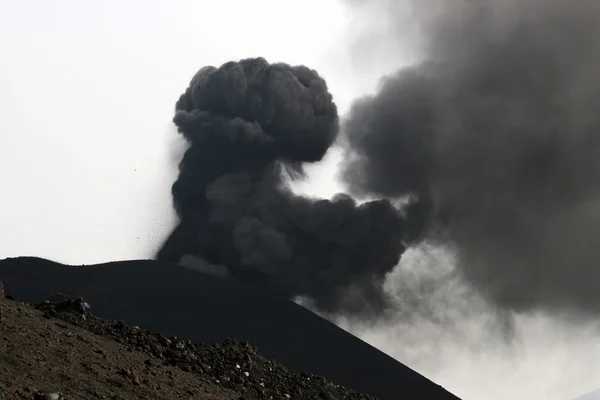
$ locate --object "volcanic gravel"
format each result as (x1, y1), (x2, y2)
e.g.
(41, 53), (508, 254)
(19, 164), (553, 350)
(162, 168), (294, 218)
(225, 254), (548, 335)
(0, 282), (377, 400)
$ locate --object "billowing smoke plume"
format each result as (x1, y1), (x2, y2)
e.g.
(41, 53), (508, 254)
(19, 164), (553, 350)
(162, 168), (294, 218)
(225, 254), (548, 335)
(158, 58), (427, 316)
(341, 0), (600, 314)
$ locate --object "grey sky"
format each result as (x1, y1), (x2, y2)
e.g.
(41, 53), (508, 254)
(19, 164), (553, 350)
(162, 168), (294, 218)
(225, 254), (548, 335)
(0, 0), (358, 264)
(1, 1), (599, 399)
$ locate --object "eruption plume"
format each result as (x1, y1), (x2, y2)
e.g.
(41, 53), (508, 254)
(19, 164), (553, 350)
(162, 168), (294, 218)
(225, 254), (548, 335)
(158, 58), (427, 316)
(341, 0), (600, 314)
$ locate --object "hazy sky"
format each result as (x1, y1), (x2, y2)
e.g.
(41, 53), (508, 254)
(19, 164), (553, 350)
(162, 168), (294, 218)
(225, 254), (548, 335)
(0, 0), (372, 264)
(1, 1), (599, 399)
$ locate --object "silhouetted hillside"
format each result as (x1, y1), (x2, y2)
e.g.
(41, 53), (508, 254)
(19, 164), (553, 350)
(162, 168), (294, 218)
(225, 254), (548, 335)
(0, 256), (460, 400)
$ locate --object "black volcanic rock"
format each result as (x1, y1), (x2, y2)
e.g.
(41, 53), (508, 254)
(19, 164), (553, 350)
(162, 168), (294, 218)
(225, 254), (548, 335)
(0, 256), (460, 400)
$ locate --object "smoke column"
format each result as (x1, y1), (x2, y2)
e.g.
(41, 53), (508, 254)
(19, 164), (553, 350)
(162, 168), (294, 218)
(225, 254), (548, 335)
(157, 58), (428, 316)
(340, 0), (600, 314)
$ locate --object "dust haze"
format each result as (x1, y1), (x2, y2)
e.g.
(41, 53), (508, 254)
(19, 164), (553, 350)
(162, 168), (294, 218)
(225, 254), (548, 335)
(340, 0), (600, 314)
(331, 1), (600, 398)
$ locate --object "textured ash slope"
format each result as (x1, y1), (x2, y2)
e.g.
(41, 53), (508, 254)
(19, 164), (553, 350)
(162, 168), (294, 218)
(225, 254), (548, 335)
(0, 290), (375, 399)
(0, 257), (460, 400)
(0, 291), (238, 400)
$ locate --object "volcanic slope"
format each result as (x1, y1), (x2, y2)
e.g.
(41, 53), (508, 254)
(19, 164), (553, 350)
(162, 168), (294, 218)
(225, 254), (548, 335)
(0, 281), (382, 399)
(0, 257), (459, 400)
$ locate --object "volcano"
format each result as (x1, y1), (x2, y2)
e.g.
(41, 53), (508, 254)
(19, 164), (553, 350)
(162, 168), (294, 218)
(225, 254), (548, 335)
(0, 256), (459, 400)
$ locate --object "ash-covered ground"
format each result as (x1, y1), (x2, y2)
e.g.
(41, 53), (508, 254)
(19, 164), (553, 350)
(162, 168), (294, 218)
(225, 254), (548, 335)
(0, 282), (378, 400)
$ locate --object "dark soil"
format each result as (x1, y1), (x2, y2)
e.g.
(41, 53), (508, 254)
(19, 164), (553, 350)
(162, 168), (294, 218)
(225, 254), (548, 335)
(0, 282), (377, 400)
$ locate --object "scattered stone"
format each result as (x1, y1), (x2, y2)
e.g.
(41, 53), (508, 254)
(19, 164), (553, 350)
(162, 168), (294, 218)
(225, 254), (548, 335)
(0, 290), (376, 400)
(33, 392), (65, 400)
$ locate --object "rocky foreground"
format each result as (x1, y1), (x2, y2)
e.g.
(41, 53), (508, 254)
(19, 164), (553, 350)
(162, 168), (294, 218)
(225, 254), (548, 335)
(0, 282), (376, 400)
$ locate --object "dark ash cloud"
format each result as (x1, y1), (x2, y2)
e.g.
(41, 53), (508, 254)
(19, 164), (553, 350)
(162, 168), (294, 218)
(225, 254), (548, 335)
(158, 58), (426, 317)
(340, 0), (600, 314)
